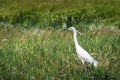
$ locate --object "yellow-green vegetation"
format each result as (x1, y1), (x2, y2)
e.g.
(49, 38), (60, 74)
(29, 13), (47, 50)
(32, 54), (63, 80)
(0, 0), (120, 80)
(0, 0), (120, 28)
(0, 27), (120, 80)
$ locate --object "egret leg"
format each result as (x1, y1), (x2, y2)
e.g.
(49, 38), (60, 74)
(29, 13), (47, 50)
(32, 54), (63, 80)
(85, 62), (89, 72)
(81, 60), (84, 64)
(81, 60), (89, 72)
(81, 60), (85, 71)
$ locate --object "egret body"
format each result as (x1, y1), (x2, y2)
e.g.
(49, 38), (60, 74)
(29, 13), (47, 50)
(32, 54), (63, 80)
(67, 27), (98, 67)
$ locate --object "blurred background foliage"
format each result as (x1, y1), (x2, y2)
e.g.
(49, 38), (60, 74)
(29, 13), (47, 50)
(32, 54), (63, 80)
(0, 0), (120, 29)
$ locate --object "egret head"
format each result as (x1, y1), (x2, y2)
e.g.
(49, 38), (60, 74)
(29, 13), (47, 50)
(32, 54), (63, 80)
(67, 27), (76, 31)
(63, 27), (76, 31)
(63, 27), (83, 35)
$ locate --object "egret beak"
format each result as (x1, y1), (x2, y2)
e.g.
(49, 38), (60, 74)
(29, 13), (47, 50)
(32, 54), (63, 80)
(77, 30), (83, 35)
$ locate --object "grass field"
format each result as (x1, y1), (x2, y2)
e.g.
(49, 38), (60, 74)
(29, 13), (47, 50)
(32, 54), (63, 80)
(0, 26), (120, 80)
(0, 0), (120, 29)
(0, 0), (120, 80)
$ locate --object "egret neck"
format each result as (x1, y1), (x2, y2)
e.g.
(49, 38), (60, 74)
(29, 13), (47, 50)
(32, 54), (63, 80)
(73, 29), (79, 49)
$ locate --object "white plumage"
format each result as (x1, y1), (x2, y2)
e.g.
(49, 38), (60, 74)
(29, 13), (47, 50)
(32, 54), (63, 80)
(66, 27), (98, 67)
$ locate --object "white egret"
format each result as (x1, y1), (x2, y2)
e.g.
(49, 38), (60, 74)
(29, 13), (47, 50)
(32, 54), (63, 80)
(65, 27), (98, 67)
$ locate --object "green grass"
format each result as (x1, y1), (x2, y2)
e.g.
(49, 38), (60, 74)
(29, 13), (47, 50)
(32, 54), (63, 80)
(0, 26), (119, 80)
(0, 0), (120, 29)
(0, 0), (120, 79)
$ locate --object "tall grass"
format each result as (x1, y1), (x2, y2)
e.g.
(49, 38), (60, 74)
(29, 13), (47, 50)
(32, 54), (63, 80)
(0, 26), (119, 80)
(0, 0), (120, 29)
(0, 1), (120, 79)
